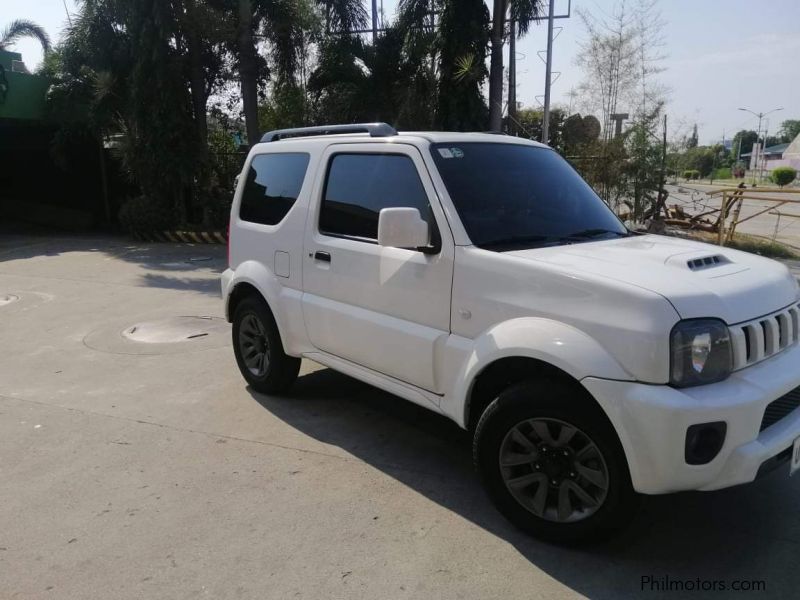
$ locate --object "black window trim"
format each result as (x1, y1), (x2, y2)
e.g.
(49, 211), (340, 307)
(238, 150), (311, 226)
(318, 151), (442, 254)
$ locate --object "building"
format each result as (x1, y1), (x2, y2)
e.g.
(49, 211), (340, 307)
(1, 49), (119, 229)
(741, 140), (797, 173)
(0, 49), (48, 121)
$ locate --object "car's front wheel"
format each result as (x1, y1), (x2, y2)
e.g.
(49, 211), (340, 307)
(232, 296), (300, 394)
(473, 378), (640, 543)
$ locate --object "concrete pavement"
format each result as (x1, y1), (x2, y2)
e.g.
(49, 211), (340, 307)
(667, 183), (800, 250)
(2, 233), (800, 599)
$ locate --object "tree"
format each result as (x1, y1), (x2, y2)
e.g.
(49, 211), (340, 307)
(307, 18), (435, 129)
(681, 146), (715, 177)
(436, 0), (489, 130)
(561, 113), (601, 153)
(624, 104), (663, 221)
(778, 120), (800, 143)
(123, 0), (200, 222)
(731, 130), (757, 159)
(0, 19), (52, 53)
(686, 123), (698, 148)
(51, 0), (232, 226)
(233, 0), (335, 145)
(515, 107), (566, 150)
(574, 0), (666, 140)
(488, 0), (544, 131)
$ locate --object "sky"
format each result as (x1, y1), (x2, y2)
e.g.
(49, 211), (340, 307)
(5, 0), (799, 144)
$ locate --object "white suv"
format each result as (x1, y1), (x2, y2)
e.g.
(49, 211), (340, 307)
(221, 123), (800, 542)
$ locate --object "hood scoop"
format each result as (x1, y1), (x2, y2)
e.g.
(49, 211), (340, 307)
(686, 255), (730, 271)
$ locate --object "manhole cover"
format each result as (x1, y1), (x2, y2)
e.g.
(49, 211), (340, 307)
(83, 315), (229, 355)
(0, 294), (20, 307)
(122, 316), (228, 343)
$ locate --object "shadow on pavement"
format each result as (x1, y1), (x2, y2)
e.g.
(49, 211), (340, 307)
(0, 233), (225, 297)
(249, 367), (800, 598)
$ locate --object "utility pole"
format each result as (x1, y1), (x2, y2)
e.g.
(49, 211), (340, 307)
(371, 0), (378, 43)
(738, 106), (782, 185)
(541, 0), (556, 144)
(508, 19), (517, 135)
(655, 114), (668, 218)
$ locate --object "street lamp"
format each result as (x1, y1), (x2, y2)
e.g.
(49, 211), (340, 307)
(738, 107), (783, 184)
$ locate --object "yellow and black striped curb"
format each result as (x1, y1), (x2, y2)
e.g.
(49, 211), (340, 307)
(132, 230), (227, 244)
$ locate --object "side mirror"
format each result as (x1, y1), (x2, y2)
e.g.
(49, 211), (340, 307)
(377, 207), (430, 250)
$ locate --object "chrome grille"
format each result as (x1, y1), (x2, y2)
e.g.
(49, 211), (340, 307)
(760, 385), (800, 431)
(730, 303), (800, 370)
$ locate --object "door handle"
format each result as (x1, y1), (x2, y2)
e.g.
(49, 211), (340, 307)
(313, 251), (331, 263)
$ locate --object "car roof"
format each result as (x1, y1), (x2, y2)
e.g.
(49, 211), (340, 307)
(251, 131), (550, 151)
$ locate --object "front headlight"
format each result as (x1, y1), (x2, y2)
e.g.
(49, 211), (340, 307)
(670, 319), (732, 387)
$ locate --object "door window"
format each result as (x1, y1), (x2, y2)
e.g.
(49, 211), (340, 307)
(320, 153), (434, 240)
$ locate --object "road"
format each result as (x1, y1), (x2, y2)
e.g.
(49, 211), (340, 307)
(665, 183), (800, 250)
(1, 233), (800, 599)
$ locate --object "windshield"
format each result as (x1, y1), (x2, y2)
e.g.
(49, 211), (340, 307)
(430, 142), (628, 249)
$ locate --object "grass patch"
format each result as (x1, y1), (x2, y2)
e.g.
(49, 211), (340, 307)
(686, 231), (798, 259)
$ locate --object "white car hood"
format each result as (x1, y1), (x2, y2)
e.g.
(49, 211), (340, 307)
(506, 234), (800, 324)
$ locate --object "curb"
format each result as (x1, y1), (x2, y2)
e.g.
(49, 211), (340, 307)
(132, 230), (227, 244)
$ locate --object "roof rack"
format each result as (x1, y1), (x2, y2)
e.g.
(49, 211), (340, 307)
(261, 122), (398, 143)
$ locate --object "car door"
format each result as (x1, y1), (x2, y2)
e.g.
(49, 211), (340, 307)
(301, 143), (454, 393)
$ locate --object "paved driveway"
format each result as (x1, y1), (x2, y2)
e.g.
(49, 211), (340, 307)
(1, 234), (799, 599)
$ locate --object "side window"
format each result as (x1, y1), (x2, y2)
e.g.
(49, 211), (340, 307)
(239, 153), (310, 225)
(320, 153), (434, 240)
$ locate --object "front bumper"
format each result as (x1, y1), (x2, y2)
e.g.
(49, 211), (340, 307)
(583, 341), (800, 494)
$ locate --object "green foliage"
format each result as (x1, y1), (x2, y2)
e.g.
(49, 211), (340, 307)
(682, 170), (699, 180)
(778, 120), (800, 143)
(712, 167), (731, 180)
(122, 0), (200, 221)
(259, 82), (307, 131)
(436, 0), (489, 130)
(622, 106), (666, 221)
(732, 130), (758, 158)
(118, 195), (176, 234)
(561, 113), (601, 153)
(686, 123), (698, 148)
(681, 147), (715, 176)
(308, 22), (436, 129)
(0, 19), (52, 52)
(514, 108), (566, 150)
(771, 167), (797, 187)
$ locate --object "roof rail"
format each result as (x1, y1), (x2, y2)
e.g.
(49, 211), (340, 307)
(261, 122), (397, 143)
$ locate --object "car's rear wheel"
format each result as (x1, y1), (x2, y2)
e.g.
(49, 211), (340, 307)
(232, 296), (300, 394)
(473, 378), (639, 543)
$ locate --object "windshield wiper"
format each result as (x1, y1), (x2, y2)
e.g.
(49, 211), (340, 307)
(561, 228), (630, 241)
(478, 229), (630, 250)
(477, 234), (554, 249)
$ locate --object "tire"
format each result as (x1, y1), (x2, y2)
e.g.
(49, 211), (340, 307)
(232, 296), (300, 394)
(473, 378), (640, 543)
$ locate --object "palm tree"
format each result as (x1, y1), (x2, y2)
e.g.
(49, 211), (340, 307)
(488, 0), (543, 131)
(235, 0), (366, 146)
(0, 19), (52, 53)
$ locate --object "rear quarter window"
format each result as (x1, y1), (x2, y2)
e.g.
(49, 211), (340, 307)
(239, 153), (310, 225)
